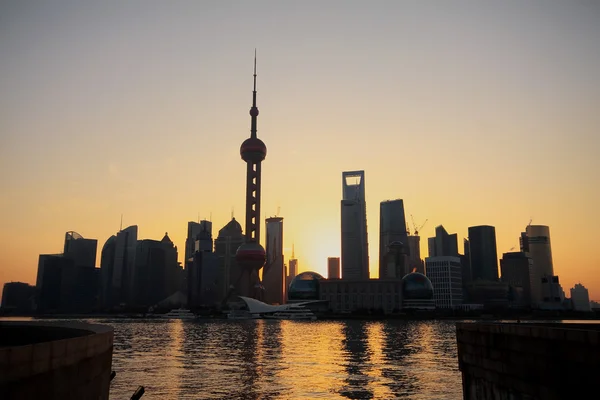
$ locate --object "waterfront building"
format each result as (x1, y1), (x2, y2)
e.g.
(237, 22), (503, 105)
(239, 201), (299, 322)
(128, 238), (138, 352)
(286, 245), (299, 292)
(540, 275), (564, 308)
(185, 220), (212, 267)
(100, 225), (138, 308)
(525, 225), (554, 304)
(425, 256), (463, 308)
(130, 233), (180, 308)
(467, 225), (499, 282)
(341, 170), (369, 280)
(288, 271), (324, 302)
(407, 235), (424, 274)
(500, 251), (534, 306)
(327, 257), (340, 279)
(379, 199), (408, 279)
(235, 54), (268, 299)
(1, 282), (35, 312)
(570, 283), (591, 312)
(35, 254), (98, 313)
(188, 248), (219, 309)
(264, 217), (285, 304)
(401, 272), (435, 310)
(214, 218), (245, 302)
(319, 278), (403, 314)
(383, 241), (408, 279)
(63, 231), (97, 268)
(428, 225), (458, 258)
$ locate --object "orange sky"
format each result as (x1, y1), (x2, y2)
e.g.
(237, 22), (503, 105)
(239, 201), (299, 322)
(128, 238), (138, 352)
(1, 1), (599, 299)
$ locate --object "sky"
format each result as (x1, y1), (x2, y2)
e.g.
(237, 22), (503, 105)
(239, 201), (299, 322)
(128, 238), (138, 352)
(1, 1), (599, 299)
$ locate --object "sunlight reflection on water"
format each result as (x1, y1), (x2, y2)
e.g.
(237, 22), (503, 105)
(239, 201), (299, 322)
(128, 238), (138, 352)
(103, 319), (463, 399)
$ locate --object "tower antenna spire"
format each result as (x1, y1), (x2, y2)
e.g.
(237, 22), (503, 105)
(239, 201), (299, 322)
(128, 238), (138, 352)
(250, 49), (258, 139)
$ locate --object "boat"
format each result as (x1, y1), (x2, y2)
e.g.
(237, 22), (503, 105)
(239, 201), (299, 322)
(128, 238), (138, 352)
(226, 309), (261, 320)
(160, 308), (196, 320)
(263, 307), (317, 321)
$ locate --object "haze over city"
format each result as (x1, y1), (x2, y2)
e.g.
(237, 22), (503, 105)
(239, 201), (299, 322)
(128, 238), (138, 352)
(1, 0), (599, 299)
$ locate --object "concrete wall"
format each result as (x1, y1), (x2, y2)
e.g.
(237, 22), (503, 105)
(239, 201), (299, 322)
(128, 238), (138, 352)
(456, 322), (600, 400)
(0, 321), (113, 400)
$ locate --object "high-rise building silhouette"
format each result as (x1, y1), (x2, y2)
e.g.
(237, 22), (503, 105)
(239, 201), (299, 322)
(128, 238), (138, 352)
(100, 225), (138, 308)
(525, 225), (554, 304)
(1, 282), (35, 313)
(379, 199), (408, 279)
(468, 225), (499, 282)
(428, 225), (458, 257)
(264, 217), (285, 304)
(214, 218), (245, 302)
(185, 220), (212, 266)
(341, 170), (369, 280)
(500, 251), (534, 306)
(425, 256), (463, 308)
(570, 283), (591, 312)
(286, 245), (298, 294)
(235, 53), (267, 299)
(328, 257), (340, 279)
(63, 231), (97, 268)
(407, 235), (424, 274)
(131, 233), (179, 308)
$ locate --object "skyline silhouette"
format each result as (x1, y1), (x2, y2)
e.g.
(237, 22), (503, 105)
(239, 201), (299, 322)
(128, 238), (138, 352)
(0, 1), (599, 299)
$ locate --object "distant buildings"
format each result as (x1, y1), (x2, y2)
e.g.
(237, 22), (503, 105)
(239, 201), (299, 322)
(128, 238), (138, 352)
(130, 233), (180, 309)
(500, 252), (533, 306)
(214, 218), (245, 302)
(1, 282), (35, 313)
(187, 221), (218, 309)
(379, 199), (408, 279)
(540, 275), (565, 309)
(570, 283), (591, 312)
(341, 170), (369, 280)
(407, 235), (424, 274)
(185, 220), (212, 268)
(286, 246), (299, 295)
(525, 225), (554, 304)
(264, 217), (285, 304)
(467, 225), (499, 282)
(425, 256), (463, 308)
(428, 225), (458, 258)
(35, 231), (100, 313)
(327, 257), (340, 279)
(101, 225), (138, 308)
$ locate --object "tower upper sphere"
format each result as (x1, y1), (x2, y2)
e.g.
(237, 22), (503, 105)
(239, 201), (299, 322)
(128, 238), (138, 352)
(240, 137), (267, 162)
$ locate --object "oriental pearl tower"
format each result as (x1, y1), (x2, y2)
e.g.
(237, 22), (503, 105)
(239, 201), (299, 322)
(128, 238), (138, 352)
(235, 52), (267, 299)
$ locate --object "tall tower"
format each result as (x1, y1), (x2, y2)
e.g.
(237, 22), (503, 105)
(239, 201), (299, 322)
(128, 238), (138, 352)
(235, 52), (267, 299)
(341, 170), (369, 280)
(379, 199), (408, 279)
(525, 225), (554, 304)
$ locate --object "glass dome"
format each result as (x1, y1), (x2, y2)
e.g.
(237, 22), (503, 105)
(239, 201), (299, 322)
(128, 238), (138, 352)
(287, 271), (324, 301)
(402, 272), (434, 300)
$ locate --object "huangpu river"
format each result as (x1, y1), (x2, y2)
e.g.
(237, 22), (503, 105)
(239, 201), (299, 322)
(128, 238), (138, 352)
(107, 318), (463, 399)
(5, 318), (464, 399)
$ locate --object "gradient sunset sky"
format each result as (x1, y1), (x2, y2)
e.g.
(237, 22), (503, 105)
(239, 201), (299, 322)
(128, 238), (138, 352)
(1, 1), (599, 299)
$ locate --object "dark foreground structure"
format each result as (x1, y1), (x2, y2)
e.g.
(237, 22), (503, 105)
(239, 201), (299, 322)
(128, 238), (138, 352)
(0, 321), (113, 400)
(456, 322), (600, 400)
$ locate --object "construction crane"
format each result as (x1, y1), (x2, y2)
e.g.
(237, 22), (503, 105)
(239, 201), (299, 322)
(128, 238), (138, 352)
(410, 215), (428, 236)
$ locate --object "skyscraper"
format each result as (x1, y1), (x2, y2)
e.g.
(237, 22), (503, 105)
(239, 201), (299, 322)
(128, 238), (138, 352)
(286, 245), (298, 293)
(379, 199), (408, 279)
(107, 225), (138, 307)
(328, 257), (340, 279)
(425, 256), (463, 308)
(235, 53), (267, 299)
(525, 225), (554, 304)
(468, 225), (499, 282)
(570, 283), (591, 312)
(341, 170), (369, 280)
(63, 231), (97, 268)
(264, 217), (285, 304)
(407, 235), (424, 274)
(214, 218), (245, 303)
(185, 220), (212, 266)
(428, 225), (458, 257)
(500, 251), (534, 306)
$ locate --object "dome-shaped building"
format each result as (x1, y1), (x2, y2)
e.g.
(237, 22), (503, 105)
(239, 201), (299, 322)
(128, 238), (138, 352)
(402, 272), (435, 310)
(287, 271), (324, 301)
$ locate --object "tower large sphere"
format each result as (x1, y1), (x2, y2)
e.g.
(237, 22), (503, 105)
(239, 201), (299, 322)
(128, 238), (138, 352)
(236, 242), (266, 271)
(240, 137), (267, 163)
